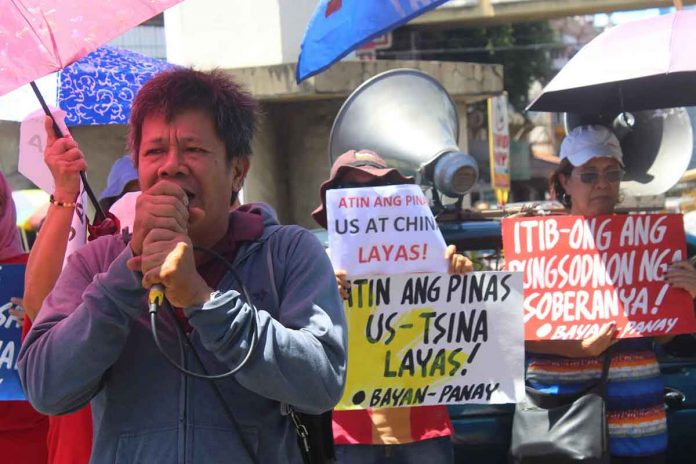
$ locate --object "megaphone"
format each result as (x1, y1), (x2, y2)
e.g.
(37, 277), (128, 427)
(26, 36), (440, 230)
(565, 108), (693, 196)
(329, 69), (478, 197)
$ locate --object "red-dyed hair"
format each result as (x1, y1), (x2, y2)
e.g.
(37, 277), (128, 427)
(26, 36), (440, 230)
(128, 68), (258, 165)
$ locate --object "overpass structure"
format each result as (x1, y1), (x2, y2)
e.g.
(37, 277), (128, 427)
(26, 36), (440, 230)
(410, 0), (695, 27)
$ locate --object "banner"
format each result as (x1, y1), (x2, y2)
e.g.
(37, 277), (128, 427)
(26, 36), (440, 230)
(487, 94), (510, 200)
(0, 265), (26, 400)
(337, 271), (525, 410)
(502, 214), (696, 340)
(327, 184), (448, 276)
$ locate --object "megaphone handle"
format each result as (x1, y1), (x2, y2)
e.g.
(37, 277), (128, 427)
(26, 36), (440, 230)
(30, 81), (107, 222)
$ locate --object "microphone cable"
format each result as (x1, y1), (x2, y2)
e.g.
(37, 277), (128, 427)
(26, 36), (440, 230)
(148, 245), (260, 380)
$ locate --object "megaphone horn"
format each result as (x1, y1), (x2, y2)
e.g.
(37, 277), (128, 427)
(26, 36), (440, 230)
(329, 69), (478, 197)
(564, 108), (693, 197)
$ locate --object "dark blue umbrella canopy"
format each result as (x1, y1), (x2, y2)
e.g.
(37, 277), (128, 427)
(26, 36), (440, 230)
(58, 45), (175, 126)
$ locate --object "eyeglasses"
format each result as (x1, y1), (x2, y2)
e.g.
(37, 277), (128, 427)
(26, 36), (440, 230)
(572, 169), (625, 185)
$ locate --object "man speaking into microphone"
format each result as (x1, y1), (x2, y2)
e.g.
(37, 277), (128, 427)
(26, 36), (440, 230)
(19, 69), (347, 464)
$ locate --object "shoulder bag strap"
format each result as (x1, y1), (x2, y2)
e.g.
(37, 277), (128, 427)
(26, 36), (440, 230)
(264, 230), (313, 464)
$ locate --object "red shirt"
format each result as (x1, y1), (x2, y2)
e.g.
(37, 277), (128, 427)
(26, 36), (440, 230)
(46, 411), (92, 464)
(333, 406), (453, 445)
(20, 287), (92, 464)
(173, 206), (265, 329)
(0, 254), (48, 464)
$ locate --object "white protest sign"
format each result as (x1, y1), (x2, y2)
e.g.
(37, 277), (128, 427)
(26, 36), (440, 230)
(18, 106), (87, 266)
(65, 189), (88, 268)
(327, 184), (448, 276)
(337, 271), (525, 409)
(19, 106), (70, 194)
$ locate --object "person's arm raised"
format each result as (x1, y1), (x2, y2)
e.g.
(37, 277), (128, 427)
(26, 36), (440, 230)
(23, 116), (86, 321)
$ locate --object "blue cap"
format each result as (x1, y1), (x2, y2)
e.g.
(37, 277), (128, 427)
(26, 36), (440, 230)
(99, 155), (138, 201)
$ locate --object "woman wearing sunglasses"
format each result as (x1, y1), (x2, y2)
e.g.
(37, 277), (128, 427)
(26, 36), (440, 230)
(524, 125), (696, 463)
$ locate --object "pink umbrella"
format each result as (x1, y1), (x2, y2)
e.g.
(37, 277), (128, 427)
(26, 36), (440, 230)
(1, 0), (182, 97)
(527, 10), (696, 114)
(0, 0), (183, 220)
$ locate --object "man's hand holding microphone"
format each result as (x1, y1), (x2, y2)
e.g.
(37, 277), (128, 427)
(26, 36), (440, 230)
(126, 180), (211, 309)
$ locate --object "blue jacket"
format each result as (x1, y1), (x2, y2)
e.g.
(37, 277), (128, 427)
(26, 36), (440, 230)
(19, 205), (347, 463)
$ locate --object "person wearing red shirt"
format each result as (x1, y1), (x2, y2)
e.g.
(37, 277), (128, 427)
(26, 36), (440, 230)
(312, 150), (472, 463)
(21, 118), (93, 464)
(0, 172), (48, 463)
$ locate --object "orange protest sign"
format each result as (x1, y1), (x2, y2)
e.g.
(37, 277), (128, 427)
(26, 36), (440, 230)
(502, 214), (696, 340)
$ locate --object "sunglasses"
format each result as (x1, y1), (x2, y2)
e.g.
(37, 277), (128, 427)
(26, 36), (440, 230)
(572, 169), (625, 185)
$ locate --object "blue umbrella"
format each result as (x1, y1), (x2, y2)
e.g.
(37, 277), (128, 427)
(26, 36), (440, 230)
(58, 45), (176, 126)
(296, 0), (449, 83)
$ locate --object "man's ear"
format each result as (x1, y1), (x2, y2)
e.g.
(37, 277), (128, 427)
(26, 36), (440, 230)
(231, 156), (251, 192)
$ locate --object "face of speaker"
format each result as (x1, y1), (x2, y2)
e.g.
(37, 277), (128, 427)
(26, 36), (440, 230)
(560, 157), (622, 217)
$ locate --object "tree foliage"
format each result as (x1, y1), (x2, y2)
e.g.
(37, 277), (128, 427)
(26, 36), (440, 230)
(379, 21), (556, 111)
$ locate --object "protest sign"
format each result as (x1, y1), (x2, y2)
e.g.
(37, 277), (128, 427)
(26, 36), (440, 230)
(336, 271), (525, 410)
(19, 106), (86, 266)
(503, 214), (696, 340)
(327, 184), (448, 276)
(0, 264), (26, 400)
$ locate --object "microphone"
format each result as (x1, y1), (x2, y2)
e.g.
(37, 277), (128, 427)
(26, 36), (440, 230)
(148, 284), (165, 314)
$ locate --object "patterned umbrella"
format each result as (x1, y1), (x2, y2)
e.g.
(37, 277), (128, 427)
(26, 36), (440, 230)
(58, 46), (176, 126)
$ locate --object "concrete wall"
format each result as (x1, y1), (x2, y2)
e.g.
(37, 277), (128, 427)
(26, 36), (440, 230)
(165, 0), (317, 68)
(2, 61), (502, 227)
(0, 121), (27, 189)
(0, 121), (129, 201)
(245, 97), (473, 229)
(244, 100), (343, 228)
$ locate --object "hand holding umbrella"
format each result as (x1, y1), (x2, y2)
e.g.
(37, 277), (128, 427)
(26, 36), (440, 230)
(31, 82), (106, 221)
(42, 116), (86, 205)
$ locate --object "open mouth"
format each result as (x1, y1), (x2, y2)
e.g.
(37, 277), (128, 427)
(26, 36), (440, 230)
(183, 189), (196, 205)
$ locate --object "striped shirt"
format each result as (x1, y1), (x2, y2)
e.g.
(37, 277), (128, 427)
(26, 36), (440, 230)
(527, 338), (667, 457)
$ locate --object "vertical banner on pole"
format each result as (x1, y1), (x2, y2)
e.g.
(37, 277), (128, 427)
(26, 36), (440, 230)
(488, 94), (510, 205)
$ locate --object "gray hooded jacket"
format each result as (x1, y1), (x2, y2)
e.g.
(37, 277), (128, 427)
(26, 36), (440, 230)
(19, 204), (347, 463)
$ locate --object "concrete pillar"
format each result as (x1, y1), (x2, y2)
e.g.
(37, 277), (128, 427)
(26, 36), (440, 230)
(165, 0), (318, 68)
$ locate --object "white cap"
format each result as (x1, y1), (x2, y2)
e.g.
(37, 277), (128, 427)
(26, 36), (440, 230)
(560, 125), (624, 167)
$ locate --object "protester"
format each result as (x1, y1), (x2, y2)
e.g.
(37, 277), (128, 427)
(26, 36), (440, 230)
(19, 68), (347, 463)
(313, 149), (472, 464)
(23, 119), (138, 464)
(525, 125), (696, 463)
(0, 171), (48, 463)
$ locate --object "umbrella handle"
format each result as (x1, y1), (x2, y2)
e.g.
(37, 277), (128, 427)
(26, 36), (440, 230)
(30, 81), (107, 222)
